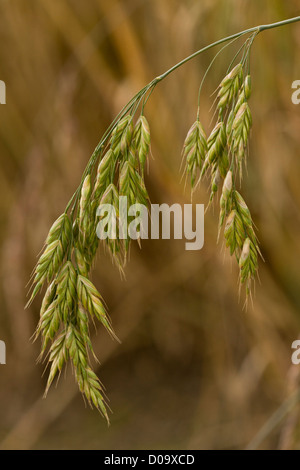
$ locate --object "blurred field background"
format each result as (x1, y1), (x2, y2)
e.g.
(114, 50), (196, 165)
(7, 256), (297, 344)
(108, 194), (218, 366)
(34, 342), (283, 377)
(1, 0), (300, 450)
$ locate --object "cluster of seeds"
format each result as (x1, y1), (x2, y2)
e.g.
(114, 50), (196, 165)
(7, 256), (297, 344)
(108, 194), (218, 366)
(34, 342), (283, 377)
(27, 111), (151, 421)
(183, 62), (260, 299)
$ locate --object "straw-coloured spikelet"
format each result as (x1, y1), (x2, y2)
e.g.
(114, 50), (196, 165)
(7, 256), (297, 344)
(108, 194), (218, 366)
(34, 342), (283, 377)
(110, 115), (133, 159)
(218, 170), (233, 232)
(34, 241), (63, 285)
(44, 330), (68, 396)
(27, 213), (72, 306)
(36, 299), (60, 355)
(39, 280), (56, 318)
(209, 167), (221, 201)
(182, 120), (207, 187)
(133, 115), (151, 175)
(74, 246), (89, 277)
(244, 75), (251, 101)
(65, 323), (109, 418)
(56, 261), (77, 322)
(98, 181), (120, 218)
(224, 209), (244, 255)
(221, 189), (260, 295)
(238, 236), (258, 297)
(44, 321), (110, 419)
(199, 122), (227, 184)
(77, 302), (93, 351)
(208, 149), (229, 203)
(224, 75), (252, 178)
(77, 275), (117, 340)
(97, 183), (123, 265)
(239, 237), (256, 279)
(217, 63), (243, 113)
(46, 213), (71, 249)
(75, 175), (98, 274)
(79, 175), (92, 242)
(232, 102), (252, 173)
(119, 159), (148, 207)
(94, 149), (116, 201)
(234, 191), (260, 253)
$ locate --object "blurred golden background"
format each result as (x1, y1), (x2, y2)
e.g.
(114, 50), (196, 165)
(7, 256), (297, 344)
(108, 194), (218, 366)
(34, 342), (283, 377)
(1, 0), (300, 450)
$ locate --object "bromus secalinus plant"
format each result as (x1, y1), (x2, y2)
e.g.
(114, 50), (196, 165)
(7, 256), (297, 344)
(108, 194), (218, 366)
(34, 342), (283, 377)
(26, 17), (300, 421)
